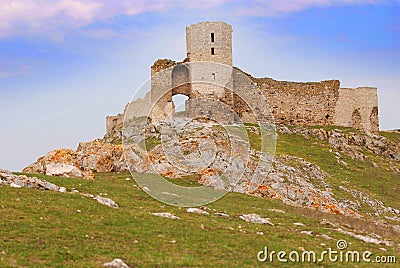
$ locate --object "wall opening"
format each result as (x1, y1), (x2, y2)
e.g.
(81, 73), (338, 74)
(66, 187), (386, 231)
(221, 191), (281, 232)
(172, 64), (189, 88)
(370, 106), (379, 133)
(351, 108), (362, 130)
(211, 47), (215, 55)
(212, 73), (215, 80)
(211, 33), (214, 42)
(172, 94), (189, 114)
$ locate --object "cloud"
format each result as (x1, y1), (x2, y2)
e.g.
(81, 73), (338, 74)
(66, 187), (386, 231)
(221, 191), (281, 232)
(232, 0), (382, 16)
(0, 0), (384, 40)
(0, 0), (103, 41)
(0, 63), (30, 78)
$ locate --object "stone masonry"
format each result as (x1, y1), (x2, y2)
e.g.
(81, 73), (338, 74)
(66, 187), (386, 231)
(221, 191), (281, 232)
(106, 21), (379, 136)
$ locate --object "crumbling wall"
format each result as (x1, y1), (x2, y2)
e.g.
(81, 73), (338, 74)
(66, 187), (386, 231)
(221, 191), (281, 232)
(106, 64), (379, 138)
(254, 77), (340, 127)
(334, 87), (379, 134)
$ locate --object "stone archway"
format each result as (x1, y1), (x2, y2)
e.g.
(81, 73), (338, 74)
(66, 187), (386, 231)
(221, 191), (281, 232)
(172, 64), (191, 97)
(171, 64), (191, 118)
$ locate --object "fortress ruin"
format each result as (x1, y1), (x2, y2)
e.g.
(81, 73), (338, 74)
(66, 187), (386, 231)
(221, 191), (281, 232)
(106, 21), (379, 136)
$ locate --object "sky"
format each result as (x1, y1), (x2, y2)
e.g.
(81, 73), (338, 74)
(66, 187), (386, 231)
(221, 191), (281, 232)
(0, 0), (399, 171)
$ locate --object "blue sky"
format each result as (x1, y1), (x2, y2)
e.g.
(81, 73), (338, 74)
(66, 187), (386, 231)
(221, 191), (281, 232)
(0, 0), (399, 171)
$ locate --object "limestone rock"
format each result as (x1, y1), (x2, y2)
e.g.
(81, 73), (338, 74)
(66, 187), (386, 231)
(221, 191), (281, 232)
(45, 163), (83, 178)
(186, 207), (209, 215)
(94, 196), (119, 209)
(336, 228), (394, 247)
(103, 258), (130, 268)
(239, 213), (274, 225)
(214, 212), (230, 218)
(1, 169), (60, 191)
(23, 148), (94, 180)
(276, 126), (399, 162)
(151, 212), (180, 219)
(23, 139), (130, 179)
(77, 139), (127, 172)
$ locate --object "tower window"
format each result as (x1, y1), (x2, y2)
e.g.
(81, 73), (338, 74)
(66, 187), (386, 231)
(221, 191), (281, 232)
(211, 47), (215, 55)
(212, 73), (215, 80)
(211, 33), (214, 42)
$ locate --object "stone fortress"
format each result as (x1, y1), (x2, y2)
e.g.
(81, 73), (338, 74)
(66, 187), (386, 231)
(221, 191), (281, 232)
(106, 21), (379, 136)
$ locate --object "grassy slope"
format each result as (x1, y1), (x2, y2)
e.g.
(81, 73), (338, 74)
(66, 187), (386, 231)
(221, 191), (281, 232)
(0, 130), (399, 267)
(277, 130), (400, 215)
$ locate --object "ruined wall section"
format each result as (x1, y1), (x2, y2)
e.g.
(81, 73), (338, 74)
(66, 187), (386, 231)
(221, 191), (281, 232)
(186, 22), (232, 66)
(334, 87), (379, 134)
(151, 64), (175, 122)
(254, 77), (340, 127)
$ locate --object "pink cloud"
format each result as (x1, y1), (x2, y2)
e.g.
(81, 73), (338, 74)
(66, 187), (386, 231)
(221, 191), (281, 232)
(234, 0), (382, 16)
(0, 0), (384, 40)
(0, 63), (30, 78)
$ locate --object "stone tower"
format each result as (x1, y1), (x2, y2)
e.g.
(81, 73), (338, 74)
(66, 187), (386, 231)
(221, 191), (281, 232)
(185, 22), (235, 123)
(186, 21), (233, 66)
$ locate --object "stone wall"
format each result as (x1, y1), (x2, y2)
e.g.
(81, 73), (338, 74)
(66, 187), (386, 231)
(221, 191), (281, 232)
(334, 87), (379, 134)
(106, 65), (379, 137)
(254, 77), (340, 127)
(251, 76), (379, 134)
(186, 22), (232, 66)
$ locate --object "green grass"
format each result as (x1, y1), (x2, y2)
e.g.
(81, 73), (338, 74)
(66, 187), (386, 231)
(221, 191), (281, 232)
(1, 127), (399, 267)
(165, 174), (202, 187)
(0, 172), (399, 267)
(380, 131), (400, 144)
(304, 125), (362, 134)
(276, 131), (400, 214)
(138, 137), (161, 151)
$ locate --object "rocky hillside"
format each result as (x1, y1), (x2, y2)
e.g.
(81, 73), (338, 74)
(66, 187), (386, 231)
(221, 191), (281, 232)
(23, 121), (400, 224)
(2, 121), (399, 266)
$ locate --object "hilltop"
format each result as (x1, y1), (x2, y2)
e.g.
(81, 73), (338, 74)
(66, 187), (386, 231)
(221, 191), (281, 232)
(1, 124), (399, 267)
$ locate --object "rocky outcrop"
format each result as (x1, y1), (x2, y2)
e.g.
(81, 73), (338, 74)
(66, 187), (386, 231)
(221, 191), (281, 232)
(23, 148), (95, 180)
(278, 126), (400, 162)
(23, 120), (399, 219)
(121, 120), (356, 217)
(122, 120), (400, 218)
(252, 155), (359, 217)
(1, 169), (119, 209)
(1, 169), (60, 191)
(77, 139), (126, 172)
(24, 140), (129, 179)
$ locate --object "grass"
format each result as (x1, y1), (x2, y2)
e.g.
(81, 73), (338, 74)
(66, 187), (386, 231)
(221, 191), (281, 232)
(380, 130), (400, 144)
(0, 127), (399, 267)
(276, 131), (400, 214)
(1, 172), (399, 267)
(165, 174), (202, 187)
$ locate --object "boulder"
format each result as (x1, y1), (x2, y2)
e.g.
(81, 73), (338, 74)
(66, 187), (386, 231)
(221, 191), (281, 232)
(45, 163), (83, 178)
(77, 139), (127, 172)
(239, 214), (274, 225)
(23, 139), (129, 179)
(0, 169), (59, 191)
(103, 258), (130, 268)
(23, 148), (94, 180)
